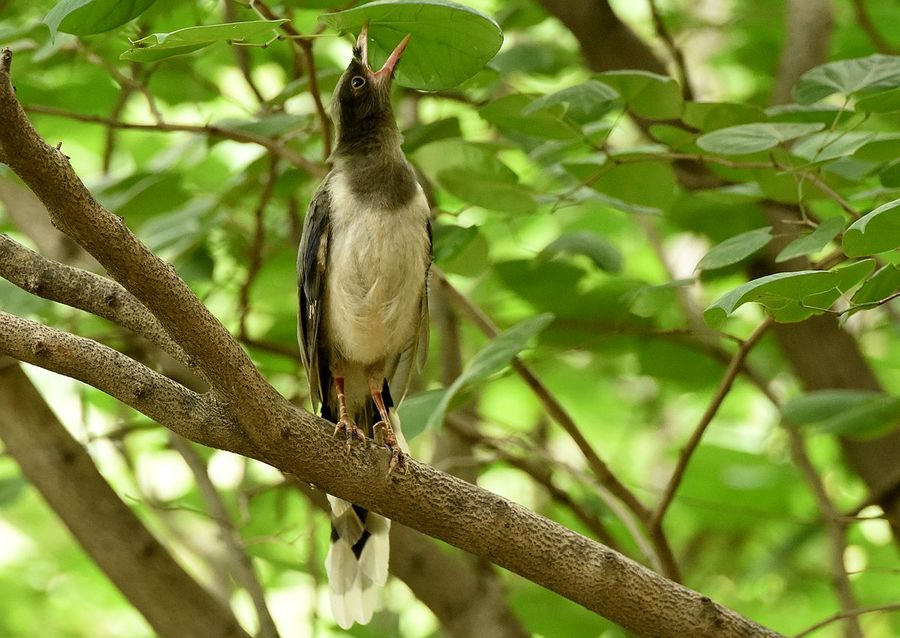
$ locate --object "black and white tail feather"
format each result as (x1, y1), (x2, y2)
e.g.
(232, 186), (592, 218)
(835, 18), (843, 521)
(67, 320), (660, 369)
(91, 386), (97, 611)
(321, 393), (408, 629)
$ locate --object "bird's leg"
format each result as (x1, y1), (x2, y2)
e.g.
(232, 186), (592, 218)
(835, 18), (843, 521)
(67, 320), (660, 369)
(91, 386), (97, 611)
(333, 376), (365, 450)
(370, 381), (406, 475)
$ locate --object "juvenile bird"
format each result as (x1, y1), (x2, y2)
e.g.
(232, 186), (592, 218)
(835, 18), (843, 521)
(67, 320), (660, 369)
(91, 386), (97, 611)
(297, 25), (431, 629)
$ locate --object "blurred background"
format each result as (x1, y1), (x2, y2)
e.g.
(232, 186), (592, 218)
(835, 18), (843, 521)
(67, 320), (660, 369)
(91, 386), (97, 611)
(0, 0), (899, 636)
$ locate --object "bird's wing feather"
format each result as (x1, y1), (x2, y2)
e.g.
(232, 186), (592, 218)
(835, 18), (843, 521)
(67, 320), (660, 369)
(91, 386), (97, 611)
(385, 216), (432, 403)
(297, 176), (333, 412)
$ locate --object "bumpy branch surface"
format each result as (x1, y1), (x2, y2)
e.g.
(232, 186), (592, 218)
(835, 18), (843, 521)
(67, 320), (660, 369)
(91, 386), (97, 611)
(0, 47), (781, 637)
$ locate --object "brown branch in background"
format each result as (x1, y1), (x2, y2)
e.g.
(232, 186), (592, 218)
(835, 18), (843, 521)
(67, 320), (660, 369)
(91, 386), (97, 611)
(850, 0), (897, 55)
(24, 103), (326, 177)
(650, 318), (773, 530)
(224, 0), (267, 105)
(239, 156), (278, 338)
(771, 0), (833, 104)
(648, 0), (694, 99)
(786, 430), (864, 638)
(77, 43), (164, 123)
(252, 0), (333, 159)
(446, 413), (620, 550)
(102, 86), (134, 174)
(793, 603), (900, 638)
(432, 267), (682, 580)
(171, 436), (281, 638)
(0, 363), (252, 638)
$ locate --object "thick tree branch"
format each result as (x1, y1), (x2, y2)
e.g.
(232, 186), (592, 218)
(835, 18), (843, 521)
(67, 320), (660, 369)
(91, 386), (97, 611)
(772, 0), (833, 104)
(0, 312), (251, 456)
(0, 234), (190, 368)
(0, 362), (252, 638)
(0, 48), (782, 636)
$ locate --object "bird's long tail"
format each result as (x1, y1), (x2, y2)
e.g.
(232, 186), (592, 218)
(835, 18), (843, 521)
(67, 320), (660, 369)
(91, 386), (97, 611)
(322, 383), (406, 629)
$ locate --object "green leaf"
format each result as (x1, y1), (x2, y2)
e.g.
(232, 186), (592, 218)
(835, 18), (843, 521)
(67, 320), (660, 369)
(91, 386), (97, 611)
(682, 101), (765, 131)
(0, 476), (26, 506)
(121, 20), (287, 62)
(852, 134), (900, 161)
(794, 54), (900, 104)
(704, 261), (874, 327)
(480, 94), (578, 140)
(402, 117), (462, 153)
(843, 198), (900, 257)
(563, 159), (677, 214)
(319, 0), (503, 90)
(539, 231), (622, 273)
(775, 216), (845, 263)
(596, 70), (683, 120)
(397, 389), (447, 440)
(426, 314), (554, 430)
(697, 123), (825, 155)
(852, 264), (900, 306)
(855, 86), (900, 113)
(783, 390), (900, 438)
(437, 167), (536, 214)
(697, 227), (773, 270)
(522, 80), (620, 124)
(45, 0), (155, 40)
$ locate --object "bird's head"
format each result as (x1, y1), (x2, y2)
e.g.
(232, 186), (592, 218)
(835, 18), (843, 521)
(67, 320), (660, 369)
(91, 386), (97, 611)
(331, 24), (411, 154)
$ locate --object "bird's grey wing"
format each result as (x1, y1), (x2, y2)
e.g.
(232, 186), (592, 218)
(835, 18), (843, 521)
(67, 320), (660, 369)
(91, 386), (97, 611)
(386, 217), (432, 404)
(297, 178), (332, 413)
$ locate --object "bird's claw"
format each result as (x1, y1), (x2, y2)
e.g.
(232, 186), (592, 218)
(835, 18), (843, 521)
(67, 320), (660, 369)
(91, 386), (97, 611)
(333, 415), (365, 452)
(375, 420), (408, 476)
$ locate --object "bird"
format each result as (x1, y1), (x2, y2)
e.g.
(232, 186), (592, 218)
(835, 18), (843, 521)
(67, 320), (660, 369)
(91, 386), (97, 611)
(296, 24), (431, 629)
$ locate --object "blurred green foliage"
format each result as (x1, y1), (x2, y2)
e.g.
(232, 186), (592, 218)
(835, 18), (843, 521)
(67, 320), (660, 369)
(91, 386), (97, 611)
(1, 0), (899, 637)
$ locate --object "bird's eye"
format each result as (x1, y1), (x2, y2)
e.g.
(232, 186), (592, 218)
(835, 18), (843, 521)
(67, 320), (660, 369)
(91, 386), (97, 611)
(351, 76), (366, 89)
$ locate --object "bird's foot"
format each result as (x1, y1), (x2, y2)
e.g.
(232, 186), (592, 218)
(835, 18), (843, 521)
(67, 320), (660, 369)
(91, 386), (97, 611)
(333, 415), (366, 452)
(374, 420), (407, 476)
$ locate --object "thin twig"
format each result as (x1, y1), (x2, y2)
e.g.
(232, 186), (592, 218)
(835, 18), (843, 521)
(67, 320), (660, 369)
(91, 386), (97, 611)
(446, 413), (620, 550)
(239, 156), (278, 338)
(648, 0), (694, 100)
(224, 0), (267, 105)
(793, 602), (900, 638)
(431, 266), (682, 581)
(24, 103), (326, 177)
(171, 435), (281, 638)
(786, 429), (863, 638)
(650, 318), (774, 530)
(252, 0), (332, 159)
(849, 0), (897, 54)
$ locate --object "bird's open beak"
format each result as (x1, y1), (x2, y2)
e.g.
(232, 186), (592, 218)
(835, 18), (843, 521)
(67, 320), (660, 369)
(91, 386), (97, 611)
(356, 23), (411, 82)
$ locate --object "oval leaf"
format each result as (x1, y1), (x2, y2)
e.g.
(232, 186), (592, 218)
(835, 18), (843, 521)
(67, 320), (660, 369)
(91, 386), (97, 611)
(784, 390), (900, 438)
(704, 261), (873, 327)
(319, 0), (503, 90)
(697, 122), (825, 155)
(121, 20), (287, 62)
(596, 70), (683, 120)
(851, 264), (900, 306)
(539, 231), (623, 273)
(45, 0), (156, 40)
(426, 313), (554, 430)
(697, 227), (773, 271)
(843, 198), (900, 257)
(523, 80), (620, 124)
(794, 54), (900, 105)
(775, 216), (845, 263)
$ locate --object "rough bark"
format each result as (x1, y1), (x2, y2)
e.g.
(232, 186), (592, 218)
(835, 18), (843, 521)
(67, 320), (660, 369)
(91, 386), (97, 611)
(0, 47), (780, 638)
(0, 362), (251, 638)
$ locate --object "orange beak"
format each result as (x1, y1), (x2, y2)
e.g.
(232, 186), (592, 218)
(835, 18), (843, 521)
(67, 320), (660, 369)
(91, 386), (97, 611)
(356, 23), (411, 81)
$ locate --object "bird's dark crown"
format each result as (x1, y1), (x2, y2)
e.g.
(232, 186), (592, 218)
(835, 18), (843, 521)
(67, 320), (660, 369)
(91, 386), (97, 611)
(331, 55), (398, 158)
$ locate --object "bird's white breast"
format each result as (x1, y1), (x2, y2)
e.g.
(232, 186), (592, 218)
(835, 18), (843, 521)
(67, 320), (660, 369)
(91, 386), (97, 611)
(324, 170), (429, 366)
